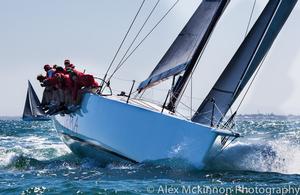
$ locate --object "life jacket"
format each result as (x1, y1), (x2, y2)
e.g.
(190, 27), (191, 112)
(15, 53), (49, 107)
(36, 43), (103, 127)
(71, 74), (99, 101)
(56, 73), (73, 90)
(65, 67), (84, 77)
(72, 68), (84, 77)
(43, 76), (58, 87)
(78, 74), (99, 88)
(54, 66), (67, 74)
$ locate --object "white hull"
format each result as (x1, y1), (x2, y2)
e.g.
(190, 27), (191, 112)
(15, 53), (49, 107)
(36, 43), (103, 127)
(53, 93), (235, 168)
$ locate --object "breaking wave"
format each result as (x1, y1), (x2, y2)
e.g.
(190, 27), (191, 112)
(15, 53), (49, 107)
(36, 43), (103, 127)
(206, 138), (300, 174)
(0, 116), (300, 176)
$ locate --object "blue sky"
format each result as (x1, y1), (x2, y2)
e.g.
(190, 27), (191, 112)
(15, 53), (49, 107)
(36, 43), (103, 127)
(0, 0), (300, 116)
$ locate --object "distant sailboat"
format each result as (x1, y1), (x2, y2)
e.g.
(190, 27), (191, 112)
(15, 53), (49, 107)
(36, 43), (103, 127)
(22, 81), (50, 121)
(52, 0), (297, 168)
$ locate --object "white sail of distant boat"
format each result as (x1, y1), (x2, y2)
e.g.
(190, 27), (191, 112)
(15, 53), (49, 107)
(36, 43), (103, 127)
(52, 0), (297, 168)
(22, 80), (50, 121)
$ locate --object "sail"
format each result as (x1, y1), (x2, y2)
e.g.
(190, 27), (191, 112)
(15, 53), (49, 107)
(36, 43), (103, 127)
(138, 0), (230, 91)
(192, 0), (298, 126)
(22, 89), (32, 118)
(22, 80), (47, 120)
(28, 81), (44, 116)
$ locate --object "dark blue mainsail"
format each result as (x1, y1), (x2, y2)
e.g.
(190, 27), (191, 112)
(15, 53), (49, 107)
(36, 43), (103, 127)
(192, 0), (298, 126)
(138, 0), (230, 91)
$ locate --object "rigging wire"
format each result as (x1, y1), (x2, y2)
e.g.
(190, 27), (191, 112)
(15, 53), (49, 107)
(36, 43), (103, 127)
(177, 0), (257, 122)
(234, 0), (270, 113)
(190, 76), (193, 118)
(170, 0), (217, 113)
(107, 0), (180, 82)
(112, 0), (160, 77)
(209, 0), (258, 155)
(235, 52), (268, 112)
(175, 42), (206, 115)
(244, 0), (257, 37)
(173, 0), (257, 122)
(210, 137), (238, 161)
(104, 0), (146, 80)
(227, 0), (257, 116)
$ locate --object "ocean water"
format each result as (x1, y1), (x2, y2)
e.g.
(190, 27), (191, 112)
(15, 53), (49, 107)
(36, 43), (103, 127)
(0, 115), (299, 195)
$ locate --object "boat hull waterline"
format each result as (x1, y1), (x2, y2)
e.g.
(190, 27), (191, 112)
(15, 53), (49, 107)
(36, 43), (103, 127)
(53, 93), (235, 168)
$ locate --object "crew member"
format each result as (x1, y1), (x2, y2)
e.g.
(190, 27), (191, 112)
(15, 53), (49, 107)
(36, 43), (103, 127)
(64, 59), (73, 70)
(55, 73), (73, 106)
(68, 70), (99, 104)
(39, 65), (55, 107)
(44, 64), (55, 78)
(42, 75), (61, 110)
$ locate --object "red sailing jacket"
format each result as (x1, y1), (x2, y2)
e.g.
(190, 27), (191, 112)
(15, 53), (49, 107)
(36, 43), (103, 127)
(43, 77), (58, 87)
(56, 73), (73, 90)
(72, 74), (99, 101)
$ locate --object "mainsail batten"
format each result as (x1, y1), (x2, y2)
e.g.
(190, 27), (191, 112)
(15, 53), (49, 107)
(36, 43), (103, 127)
(137, 0), (230, 92)
(192, 0), (298, 126)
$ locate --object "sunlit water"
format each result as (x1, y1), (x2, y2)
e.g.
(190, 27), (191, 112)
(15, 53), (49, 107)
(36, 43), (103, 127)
(0, 115), (299, 194)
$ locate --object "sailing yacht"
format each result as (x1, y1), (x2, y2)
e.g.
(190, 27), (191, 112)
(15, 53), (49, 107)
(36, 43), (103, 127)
(22, 81), (50, 121)
(53, 0), (297, 168)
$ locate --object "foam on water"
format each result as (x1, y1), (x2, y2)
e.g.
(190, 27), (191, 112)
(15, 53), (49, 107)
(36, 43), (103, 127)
(0, 117), (299, 194)
(205, 116), (300, 174)
(0, 134), (70, 165)
(0, 116), (300, 175)
(206, 138), (300, 174)
(0, 120), (71, 170)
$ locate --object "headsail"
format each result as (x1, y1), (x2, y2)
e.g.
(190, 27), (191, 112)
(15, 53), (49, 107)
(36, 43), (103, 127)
(22, 80), (49, 121)
(23, 87), (33, 118)
(137, 0), (230, 92)
(192, 0), (298, 126)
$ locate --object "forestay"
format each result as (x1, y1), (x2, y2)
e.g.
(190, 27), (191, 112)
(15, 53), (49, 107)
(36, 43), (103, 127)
(138, 0), (230, 91)
(192, 0), (298, 126)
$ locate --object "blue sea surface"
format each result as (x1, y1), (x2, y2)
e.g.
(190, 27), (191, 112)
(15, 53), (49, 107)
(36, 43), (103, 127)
(0, 115), (299, 194)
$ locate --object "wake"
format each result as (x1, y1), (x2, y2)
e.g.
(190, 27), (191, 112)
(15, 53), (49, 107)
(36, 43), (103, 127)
(206, 137), (300, 174)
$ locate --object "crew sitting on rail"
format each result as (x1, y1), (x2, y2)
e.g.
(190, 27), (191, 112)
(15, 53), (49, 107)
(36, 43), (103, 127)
(68, 69), (100, 104)
(39, 72), (71, 114)
(38, 64), (56, 108)
(37, 61), (100, 114)
(41, 73), (65, 114)
(55, 73), (73, 107)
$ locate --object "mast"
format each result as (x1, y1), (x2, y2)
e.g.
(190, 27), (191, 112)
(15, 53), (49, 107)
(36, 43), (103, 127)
(192, 0), (298, 126)
(166, 0), (230, 112)
(137, 0), (230, 105)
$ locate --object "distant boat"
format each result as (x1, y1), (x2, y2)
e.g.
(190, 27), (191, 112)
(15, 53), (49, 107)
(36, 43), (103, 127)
(22, 80), (50, 121)
(53, 0), (297, 168)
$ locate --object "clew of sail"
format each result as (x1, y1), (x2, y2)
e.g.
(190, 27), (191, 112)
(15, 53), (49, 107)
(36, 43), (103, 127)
(192, 0), (298, 126)
(137, 0), (230, 92)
